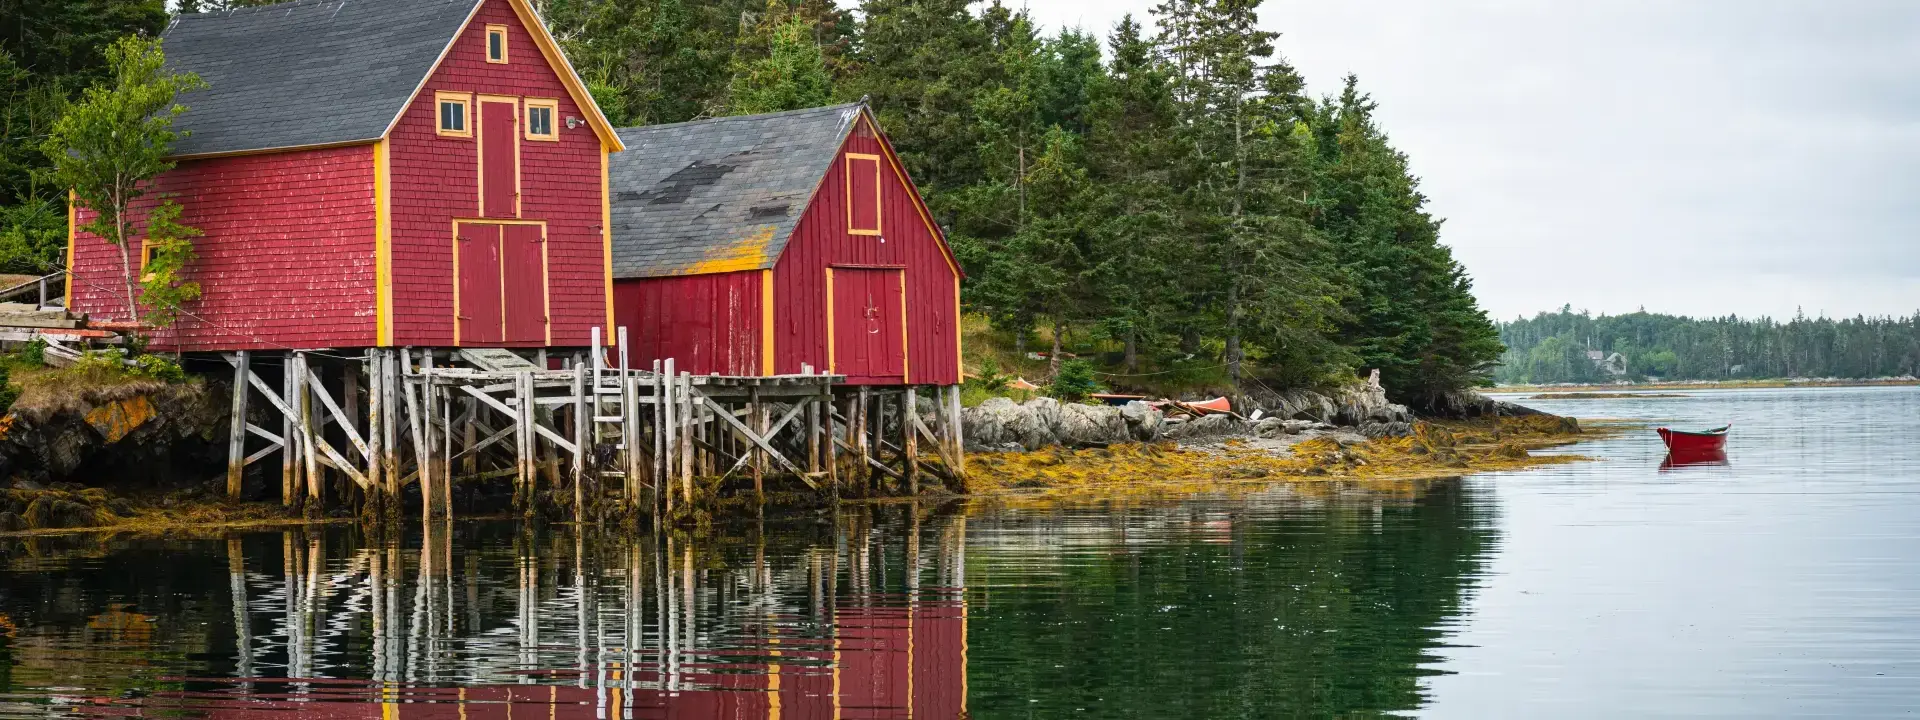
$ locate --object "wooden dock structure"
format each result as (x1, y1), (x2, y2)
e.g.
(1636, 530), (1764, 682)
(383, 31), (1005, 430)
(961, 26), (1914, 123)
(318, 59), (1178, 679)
(219, 328), (967, 523)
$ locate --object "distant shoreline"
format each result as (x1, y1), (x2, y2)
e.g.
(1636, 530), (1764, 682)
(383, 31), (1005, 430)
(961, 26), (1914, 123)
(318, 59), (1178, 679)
(1492, 378), (1918, 393)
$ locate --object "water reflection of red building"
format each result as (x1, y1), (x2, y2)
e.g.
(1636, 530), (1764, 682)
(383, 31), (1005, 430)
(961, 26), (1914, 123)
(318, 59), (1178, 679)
(180, 599), (965, 720)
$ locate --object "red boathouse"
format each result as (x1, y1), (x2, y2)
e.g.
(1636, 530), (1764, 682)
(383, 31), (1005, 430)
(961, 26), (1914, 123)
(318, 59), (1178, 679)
(64, 0), (623, 352)
(607, 104), (963, 387)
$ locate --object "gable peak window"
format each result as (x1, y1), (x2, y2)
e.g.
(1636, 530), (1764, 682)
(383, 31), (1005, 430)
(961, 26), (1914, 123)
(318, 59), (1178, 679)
(486, 24), (508, 64)
(435, 92), (472, 137)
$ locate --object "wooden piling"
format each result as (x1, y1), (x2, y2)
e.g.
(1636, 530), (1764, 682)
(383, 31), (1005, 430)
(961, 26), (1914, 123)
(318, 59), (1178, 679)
(679, 372), (693, 507)
(366, 351), (384, 512)
(750, 386), (765, 501)
(381, 351), (400, 505)
(904, 386), (920, 494)
(297, 353), (320, 511)
(571, 363), (587, 525)
(281, 353), (297, 507)
(825, 383), (839, 502)
(856, 386), (871, 496)
(227, 350), (250, 499)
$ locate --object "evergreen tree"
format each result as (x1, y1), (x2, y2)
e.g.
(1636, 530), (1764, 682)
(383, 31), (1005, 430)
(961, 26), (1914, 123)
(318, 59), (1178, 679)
(1310, 76), (1501, 407)
(725, 10), (833, 115)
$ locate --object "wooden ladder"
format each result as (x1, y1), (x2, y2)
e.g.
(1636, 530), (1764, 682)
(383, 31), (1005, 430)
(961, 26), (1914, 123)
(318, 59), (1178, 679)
(587, 327), (637, 500)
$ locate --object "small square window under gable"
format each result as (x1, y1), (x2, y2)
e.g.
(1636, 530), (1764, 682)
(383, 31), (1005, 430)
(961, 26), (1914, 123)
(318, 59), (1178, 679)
(525, 99), (558, 141)
(485, 24), (508, 64)
(435, 91), (472, 138)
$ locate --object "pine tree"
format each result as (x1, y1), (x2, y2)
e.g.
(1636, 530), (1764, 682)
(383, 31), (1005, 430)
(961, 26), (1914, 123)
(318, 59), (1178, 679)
(725, 8), (833, 115)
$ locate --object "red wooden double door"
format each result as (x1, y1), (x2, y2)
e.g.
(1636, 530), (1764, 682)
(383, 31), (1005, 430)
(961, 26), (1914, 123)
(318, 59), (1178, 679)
(831, 267), (906, 384)
(456, 221), (546, 345)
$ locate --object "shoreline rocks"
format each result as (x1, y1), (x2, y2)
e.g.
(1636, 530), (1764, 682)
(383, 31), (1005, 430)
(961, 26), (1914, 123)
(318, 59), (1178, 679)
(962, 384), (1446, 454)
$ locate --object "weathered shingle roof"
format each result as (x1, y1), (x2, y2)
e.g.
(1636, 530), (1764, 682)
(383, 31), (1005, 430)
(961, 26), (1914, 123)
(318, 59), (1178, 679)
(609, 103), (864, 279)
(162, 0), (481, 157)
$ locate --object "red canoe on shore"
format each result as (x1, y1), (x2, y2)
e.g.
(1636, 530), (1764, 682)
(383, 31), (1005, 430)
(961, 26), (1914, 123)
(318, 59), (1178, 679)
(1657, 425), (1730, 453)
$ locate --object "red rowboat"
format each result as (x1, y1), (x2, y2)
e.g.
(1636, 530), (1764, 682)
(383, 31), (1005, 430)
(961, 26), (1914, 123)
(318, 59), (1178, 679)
(1657, 425), (1730, 453)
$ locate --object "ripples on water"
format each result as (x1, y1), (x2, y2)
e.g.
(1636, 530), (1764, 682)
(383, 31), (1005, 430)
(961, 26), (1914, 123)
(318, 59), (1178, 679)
(2, 386), (1917, 718)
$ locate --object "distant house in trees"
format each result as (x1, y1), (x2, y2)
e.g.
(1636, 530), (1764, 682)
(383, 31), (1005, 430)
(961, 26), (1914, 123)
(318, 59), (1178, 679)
(65, 0), (623, 352)
(606, 103), (963, 387)
(1585, 350), (1628, 376)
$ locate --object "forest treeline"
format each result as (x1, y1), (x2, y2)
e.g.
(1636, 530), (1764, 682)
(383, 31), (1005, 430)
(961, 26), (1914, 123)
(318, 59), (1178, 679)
(2, 0), (1504, 409)
(1496, 307), (1920, 384)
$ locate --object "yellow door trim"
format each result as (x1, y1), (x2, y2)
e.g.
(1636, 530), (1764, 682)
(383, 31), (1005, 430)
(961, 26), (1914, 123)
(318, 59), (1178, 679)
(824, 268), (836, 373)
(761, 268), (775, 376)
(899, 270), (910, 384)
(953, 280), (962, 381)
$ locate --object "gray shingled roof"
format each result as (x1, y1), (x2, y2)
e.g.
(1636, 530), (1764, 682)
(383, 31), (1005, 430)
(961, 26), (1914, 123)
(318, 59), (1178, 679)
(162, 0), (481, 157)
(609, 103), (864, 279)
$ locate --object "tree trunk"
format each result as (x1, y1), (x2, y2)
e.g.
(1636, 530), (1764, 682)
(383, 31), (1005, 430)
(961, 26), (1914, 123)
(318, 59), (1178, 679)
(1124, 326), (1138, 375)
(1049, 321), (1063, 377)
(114, 213), (138, 325)
(1225, 284), (1242, 387)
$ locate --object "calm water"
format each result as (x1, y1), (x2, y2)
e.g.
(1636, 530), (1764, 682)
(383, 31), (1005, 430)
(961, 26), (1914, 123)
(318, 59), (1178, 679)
(1, 386), (1917, 718)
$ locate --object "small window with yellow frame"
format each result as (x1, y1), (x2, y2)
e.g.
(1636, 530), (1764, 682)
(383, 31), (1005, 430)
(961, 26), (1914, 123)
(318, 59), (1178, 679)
(485, 24), (508, 64)
(435, 91), (472, 138)
(524, 99), (558, 141)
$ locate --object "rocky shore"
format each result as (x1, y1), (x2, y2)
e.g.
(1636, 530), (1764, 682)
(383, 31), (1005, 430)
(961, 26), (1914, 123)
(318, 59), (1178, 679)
(959, 382), (1549, 453)
(954, 383), (1587, 501)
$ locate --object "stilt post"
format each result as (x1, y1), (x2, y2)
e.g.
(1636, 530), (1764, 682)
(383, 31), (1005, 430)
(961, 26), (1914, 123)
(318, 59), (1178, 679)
(281, 353), (297, 507)
(227, 350), (250, 499)
(572, 363), (587, 525)
(366, 351), (383, 512)
(904, 386), (920, 494)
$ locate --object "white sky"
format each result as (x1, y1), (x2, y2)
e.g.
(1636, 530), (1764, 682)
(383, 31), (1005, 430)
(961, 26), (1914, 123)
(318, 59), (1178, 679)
(848, 1), (1920, 321)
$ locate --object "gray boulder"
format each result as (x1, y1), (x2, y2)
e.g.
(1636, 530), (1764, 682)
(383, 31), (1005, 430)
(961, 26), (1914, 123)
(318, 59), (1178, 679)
(961, 397), (1021, 450)
(1056, 402), (1130, 447)
(1164, 414), (1249, 443)
(1253, 417), (1289, 439)
(1119, 401), (1164, 442)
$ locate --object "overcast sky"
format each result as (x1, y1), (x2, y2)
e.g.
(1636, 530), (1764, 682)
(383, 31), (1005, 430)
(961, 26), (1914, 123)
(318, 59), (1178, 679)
(876, 1), (1920, 321)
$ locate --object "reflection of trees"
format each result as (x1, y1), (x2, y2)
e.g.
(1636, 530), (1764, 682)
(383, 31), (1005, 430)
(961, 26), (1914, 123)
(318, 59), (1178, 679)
(963, 480), (1498, 717)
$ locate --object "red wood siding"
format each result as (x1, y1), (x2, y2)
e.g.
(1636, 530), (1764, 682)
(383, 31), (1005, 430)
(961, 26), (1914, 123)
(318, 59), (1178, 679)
(389, 0), (605, 348)
(772, 118), (961, 385)
(68, 145), (376, 351)
(612, 270), (763, 376)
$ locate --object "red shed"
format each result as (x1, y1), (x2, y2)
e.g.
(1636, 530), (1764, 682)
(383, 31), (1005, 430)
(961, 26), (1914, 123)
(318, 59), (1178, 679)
(64, 0), (622, 352)
(608, 104), (962, 386)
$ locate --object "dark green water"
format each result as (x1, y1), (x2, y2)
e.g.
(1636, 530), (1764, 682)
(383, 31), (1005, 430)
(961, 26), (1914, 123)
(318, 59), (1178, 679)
(1, 386), (1916, 718)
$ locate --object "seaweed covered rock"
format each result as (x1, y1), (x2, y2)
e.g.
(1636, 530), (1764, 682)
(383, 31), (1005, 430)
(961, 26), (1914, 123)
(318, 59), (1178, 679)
(0, 378), (224, 490)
